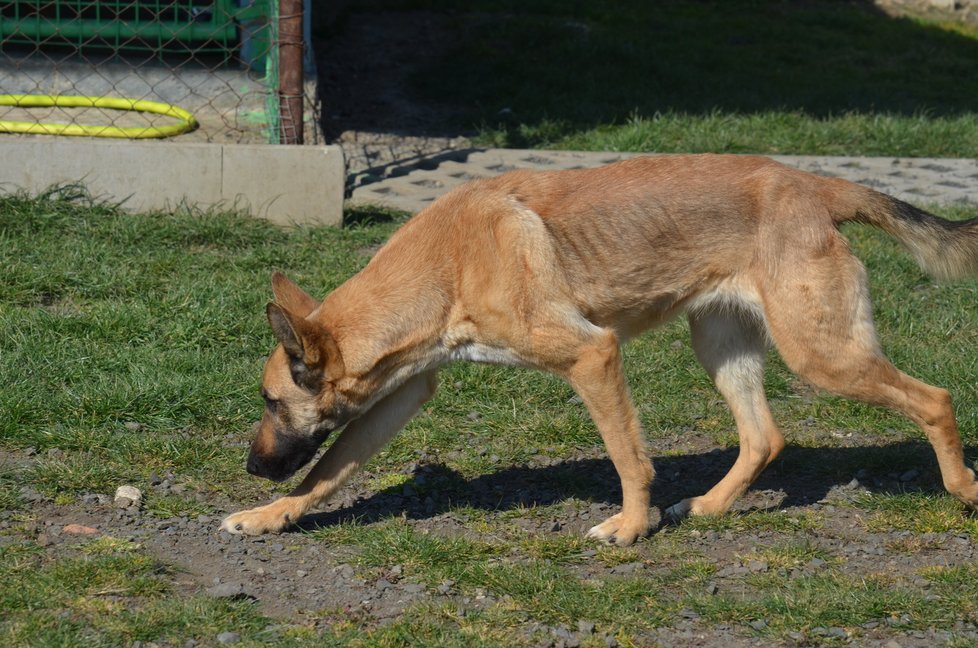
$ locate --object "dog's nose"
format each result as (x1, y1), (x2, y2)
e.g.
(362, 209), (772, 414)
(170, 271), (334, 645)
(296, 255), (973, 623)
(246, 454), (263, 476)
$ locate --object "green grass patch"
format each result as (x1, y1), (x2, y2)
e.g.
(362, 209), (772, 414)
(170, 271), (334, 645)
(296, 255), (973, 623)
(691, 570), (943, 633)
(142, 493), (216, 520)
(739, 541), (835, 573)
(853, 492), (978, 539)
(0, 539), (253, 646)
(389, 0), (978, 156)
(674, 510), (824, 536)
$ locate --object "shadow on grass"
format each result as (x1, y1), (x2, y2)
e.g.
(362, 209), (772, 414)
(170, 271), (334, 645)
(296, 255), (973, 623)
(314, 0), (978, 143)
(294, 440), (977, 534)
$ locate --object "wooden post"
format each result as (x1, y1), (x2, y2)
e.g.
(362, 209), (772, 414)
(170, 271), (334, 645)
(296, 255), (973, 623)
(278, 0), (304, 144)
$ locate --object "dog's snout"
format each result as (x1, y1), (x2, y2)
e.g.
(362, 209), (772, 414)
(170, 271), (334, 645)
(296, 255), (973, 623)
(246, 453), (263, 477)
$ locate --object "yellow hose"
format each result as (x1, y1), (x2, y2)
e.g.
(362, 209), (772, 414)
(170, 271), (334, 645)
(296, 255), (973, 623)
(0, 95), (198, 138)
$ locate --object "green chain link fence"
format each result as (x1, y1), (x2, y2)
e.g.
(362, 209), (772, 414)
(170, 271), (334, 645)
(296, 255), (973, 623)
(0, 0), (315, 142)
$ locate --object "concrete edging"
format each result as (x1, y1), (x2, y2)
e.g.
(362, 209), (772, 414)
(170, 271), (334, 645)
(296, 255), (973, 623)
(0, 139), (344, 226)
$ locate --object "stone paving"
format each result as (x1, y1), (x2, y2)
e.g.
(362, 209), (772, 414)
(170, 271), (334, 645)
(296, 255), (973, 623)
(349, 148), (978, 214)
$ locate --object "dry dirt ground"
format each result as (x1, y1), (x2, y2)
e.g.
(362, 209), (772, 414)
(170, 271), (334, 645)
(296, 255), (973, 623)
(3, 428), (978, 646)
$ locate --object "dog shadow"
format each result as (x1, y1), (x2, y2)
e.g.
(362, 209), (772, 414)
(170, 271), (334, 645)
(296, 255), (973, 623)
(293, 440), (975, 534)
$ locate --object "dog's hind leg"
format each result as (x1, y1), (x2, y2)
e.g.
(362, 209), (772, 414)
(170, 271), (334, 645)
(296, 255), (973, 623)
(666, 309), (784, 520)
(558, 328), (655, 546)
(221, 370), (438, 535)
(762, 242), (978, 512)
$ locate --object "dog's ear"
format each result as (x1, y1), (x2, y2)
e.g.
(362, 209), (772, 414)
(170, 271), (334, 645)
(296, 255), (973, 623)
(271, 272), (319, 318)
(266, 302), (345, 384)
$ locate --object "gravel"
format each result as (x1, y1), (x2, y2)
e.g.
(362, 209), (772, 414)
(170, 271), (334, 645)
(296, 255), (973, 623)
(6, 426), (977, 647)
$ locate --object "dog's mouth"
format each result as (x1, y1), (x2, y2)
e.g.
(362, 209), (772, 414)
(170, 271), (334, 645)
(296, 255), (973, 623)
(246, 429), (334, 482)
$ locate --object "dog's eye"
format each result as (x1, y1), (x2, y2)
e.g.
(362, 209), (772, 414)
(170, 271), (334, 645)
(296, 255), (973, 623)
(261, 390), (279, 414)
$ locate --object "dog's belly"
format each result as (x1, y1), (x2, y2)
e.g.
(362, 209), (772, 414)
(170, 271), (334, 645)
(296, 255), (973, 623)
(448, 341), (525, 366)
(585, 276), (764, 342)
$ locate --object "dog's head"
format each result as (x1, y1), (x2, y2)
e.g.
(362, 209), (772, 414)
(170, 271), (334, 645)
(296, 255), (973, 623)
(246, 272), (354, 482)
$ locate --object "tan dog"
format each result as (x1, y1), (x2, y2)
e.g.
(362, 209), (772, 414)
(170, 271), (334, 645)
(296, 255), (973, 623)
(221, 154), (978, 545)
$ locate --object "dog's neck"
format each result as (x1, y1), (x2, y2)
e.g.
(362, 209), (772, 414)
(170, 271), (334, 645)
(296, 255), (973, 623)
(314, 226), (457, 396)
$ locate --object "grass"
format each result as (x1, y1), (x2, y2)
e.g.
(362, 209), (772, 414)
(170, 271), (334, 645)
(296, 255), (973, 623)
(0, 539), (277, 647)
(854, 492), (978, 539)
(363, 0), (978, 156)
(3, 191), (978, 644)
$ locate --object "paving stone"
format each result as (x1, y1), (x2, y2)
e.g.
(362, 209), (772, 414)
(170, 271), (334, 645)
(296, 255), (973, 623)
(349, 149), (978, 214)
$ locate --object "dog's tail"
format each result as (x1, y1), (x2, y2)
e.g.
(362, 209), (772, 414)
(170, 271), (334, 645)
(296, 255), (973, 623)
(830, 180), (978, 281)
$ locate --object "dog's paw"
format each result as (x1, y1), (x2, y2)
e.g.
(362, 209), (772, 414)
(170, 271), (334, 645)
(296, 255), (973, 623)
(585, 512), (648, 547)
(665, 496), (731, 520)
(664, 499), (692, 522)
(947, 469), (978, 511)
(221, 502), (298, 536)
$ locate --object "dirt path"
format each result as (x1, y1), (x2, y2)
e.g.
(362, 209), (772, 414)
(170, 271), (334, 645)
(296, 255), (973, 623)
(5, 429), (977, 646)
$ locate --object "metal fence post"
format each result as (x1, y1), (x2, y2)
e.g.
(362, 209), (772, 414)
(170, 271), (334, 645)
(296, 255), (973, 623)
(278, 0), (304, 145)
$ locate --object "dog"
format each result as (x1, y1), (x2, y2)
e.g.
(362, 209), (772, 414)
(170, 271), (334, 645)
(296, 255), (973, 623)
(221, 154), (978, 546)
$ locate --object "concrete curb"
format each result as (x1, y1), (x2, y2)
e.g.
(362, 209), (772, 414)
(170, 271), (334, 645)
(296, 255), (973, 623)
(0, 139), (345, 226)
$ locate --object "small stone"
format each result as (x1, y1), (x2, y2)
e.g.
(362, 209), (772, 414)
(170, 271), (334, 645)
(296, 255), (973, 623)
(466, 411), (481, 421)
(611, 561), (643, 574)
(670, 339), (684, 349)
(296, 570), (308, 578)
(81, 493), (111, 506)
(20, 486), (45, 503)
(747, 560), (769, 573)
(114, 485), (143, 509)
(206, 583), (245, 599)
(705, 582), (719, 595)
(124, 421), (143, 432)
(437, 580), (455, 595)
(216, 632), (240, 644)
(749, 619), (768, 631)
(578, 620), (595, 635)
(62, 523), (99, 536)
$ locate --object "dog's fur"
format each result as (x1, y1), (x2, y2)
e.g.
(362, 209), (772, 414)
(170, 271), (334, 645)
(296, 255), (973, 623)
(221, 154), (978, 545)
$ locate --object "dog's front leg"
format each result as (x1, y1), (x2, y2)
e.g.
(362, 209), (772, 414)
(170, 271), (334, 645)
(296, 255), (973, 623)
(221, 371), (438, 535)
(563, 330), (654, 546)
